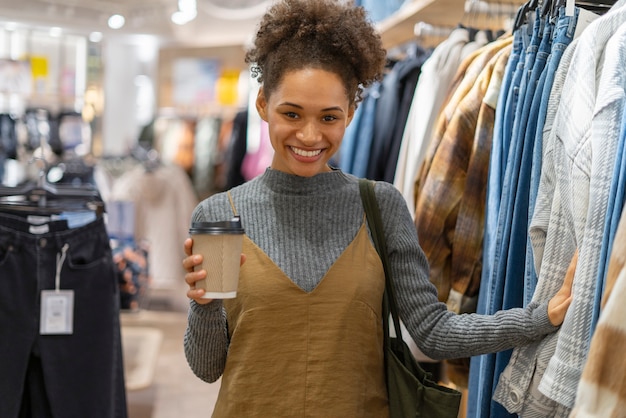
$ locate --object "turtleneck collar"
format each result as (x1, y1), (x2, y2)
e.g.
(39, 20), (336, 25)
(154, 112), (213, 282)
(259, 167), (351, 196)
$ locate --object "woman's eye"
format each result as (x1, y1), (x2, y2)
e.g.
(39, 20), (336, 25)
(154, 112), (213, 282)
(323, 115), (338, 122)
(284, 112), (299, 119)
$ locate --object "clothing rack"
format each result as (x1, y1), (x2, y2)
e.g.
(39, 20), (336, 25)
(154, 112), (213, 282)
(412, 0), (522, 46)
(464, 0), (524, 15)
(413, 22), (456, 39)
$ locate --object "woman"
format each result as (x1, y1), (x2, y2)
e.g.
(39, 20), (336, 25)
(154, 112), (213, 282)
(182, 0), (573, 416)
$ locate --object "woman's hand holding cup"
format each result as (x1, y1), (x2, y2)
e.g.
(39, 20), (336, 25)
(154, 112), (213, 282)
(183, 237), (246, 304)
(183, 238), (213, 304)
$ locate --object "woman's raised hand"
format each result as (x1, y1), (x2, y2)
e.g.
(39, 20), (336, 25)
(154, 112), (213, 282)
(182, 237), (246, 304)
(547, 249), (577, 326)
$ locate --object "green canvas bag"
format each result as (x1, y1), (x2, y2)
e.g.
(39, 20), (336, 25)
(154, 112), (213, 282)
(359, 179), (462, 418)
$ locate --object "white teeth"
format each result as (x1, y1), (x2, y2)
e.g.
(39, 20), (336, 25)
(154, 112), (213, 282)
(291, 147), (321, 157)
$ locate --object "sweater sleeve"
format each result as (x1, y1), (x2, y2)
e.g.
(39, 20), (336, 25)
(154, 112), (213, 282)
(183, 202), (231, 382)
(183, 300), (229, 382)
(373, 181), (558, 360)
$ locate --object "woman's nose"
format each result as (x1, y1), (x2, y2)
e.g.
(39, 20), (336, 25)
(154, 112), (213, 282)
(296, 122), (321, 143)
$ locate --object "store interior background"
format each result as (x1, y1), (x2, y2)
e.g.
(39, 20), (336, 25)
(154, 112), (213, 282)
(0, 0), (511, 416)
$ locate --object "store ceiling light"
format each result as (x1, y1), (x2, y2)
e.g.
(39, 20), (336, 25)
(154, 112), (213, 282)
(202, 0), (271, 20)
(108, 14), (125, 30)
(171, 0), (197, 25)
(171, 10), (197, 25)
(49, 27), (62, 37)
(89, 31), (103, 42)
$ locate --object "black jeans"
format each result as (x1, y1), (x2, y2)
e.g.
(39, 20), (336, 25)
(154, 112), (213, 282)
(0, 212), (127, 418)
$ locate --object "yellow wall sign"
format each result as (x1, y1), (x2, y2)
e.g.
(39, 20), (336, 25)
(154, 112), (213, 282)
(30, 56), (49, 78)
(215, 69), (241, 106)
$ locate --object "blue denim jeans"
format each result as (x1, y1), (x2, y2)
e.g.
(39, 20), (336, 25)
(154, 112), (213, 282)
(510, 10), (544, 149)
(469, 9), (581, 418)
(485, 30), (524, 222)
(513, 14), (553, 305)
(467, 27), (527, 418)
(487, 16), (542, 413)
(338, 82), (381, 177)
(0, 213), (127, 418)
(524, 7), (579, 305)
(338, 96), (364, 174)
(352, 82), (380, 178)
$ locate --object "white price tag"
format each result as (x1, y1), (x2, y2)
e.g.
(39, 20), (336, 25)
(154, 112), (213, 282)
(40, 290), (74, 335)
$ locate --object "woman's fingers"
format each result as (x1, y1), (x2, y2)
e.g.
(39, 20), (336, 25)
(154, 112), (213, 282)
(183, 254), (203, 272)
(547, 249), (578, 326)
(183, 237), (193, 257)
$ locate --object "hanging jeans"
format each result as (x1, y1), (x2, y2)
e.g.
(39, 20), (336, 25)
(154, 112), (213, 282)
(467, 22), (530, 418)
(512, 13), (553, 303)
(525, 6), (580, 305)
(0, 212), (127, 418)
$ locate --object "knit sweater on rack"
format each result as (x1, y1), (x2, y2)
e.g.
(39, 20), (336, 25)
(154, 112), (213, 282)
(183, 168), (558, 383)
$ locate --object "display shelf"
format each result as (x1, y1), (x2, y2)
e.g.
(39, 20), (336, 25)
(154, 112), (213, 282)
(377, 0), (520, 49)
(377, 0), (467, 49)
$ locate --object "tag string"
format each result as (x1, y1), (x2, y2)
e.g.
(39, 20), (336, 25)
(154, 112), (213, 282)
(55, 243), (70, 292)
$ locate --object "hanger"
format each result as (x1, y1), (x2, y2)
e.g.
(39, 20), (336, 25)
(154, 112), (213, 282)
(549, 0), (615, 17)
(0, 157), (105, 216)
(512, 0), (532, 32)
(542, 0), (554, 17)
(458, 0), (478, 40)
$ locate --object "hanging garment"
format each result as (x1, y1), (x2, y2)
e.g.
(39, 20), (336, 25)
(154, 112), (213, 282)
(538, 16), (626, 408)
(0, 113), (17, 160)
(590, 90), (626, 326)
(569, 195), (626, 417)
(393, 27), (473, 216)
(339, 82), (381, 177)
(494, 1), (626, 414)
(0, 113), (18, 185)
(491, 36), (581, 418)
(582, 20), (626, 330)
(0, 213), (127, 418)
(192, 116), (221, 199)
(413, 39), (512, 387)
(414, 36), (512, 306)
(110, 163), (198, 299)
(224, 109), (249, 189)
(366, 50), (429, 182)
(470, 8), (580, 418)
(469, 12), (552, 418)
(241, 119), (272, 181)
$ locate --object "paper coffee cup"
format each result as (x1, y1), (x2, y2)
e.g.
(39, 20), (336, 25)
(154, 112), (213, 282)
(189, 217), (244, 299)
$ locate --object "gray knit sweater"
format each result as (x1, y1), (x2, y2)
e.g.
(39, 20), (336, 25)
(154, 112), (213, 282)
(183, 168), (557, 383)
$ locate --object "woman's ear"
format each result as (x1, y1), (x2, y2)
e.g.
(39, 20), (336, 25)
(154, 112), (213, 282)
(346, 104), (356, 127)
(256, 89), (268, 121)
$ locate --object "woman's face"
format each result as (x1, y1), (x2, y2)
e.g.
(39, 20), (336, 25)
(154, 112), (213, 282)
(256, 68), (355, 177)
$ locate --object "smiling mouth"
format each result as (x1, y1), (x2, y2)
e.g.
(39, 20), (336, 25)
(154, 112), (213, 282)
(290, 146), (322, 157)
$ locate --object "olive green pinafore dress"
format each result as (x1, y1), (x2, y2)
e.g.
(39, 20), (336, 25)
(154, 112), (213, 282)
(214, 211), (389, 417)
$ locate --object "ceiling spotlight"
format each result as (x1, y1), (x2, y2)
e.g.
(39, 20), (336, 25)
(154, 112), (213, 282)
(179, 0), (197, 13)
(89, 31), (103, 42)
(171, 9), (197, 25)
(108, 14), (125, 29)
(49, 27), (62, 37)
(172, 0), (197, 25)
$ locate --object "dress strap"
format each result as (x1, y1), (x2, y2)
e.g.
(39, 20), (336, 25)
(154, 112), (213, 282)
(227, 191), (238, 217)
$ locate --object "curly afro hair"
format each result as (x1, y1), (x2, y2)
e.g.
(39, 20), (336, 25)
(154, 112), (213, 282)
(245, 0), (387, 107)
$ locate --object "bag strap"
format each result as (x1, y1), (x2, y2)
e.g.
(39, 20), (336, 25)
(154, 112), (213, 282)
(358, 179), (403, 344)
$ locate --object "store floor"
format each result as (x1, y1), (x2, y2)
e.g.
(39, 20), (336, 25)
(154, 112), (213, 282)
(120, 298), (221, 418)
